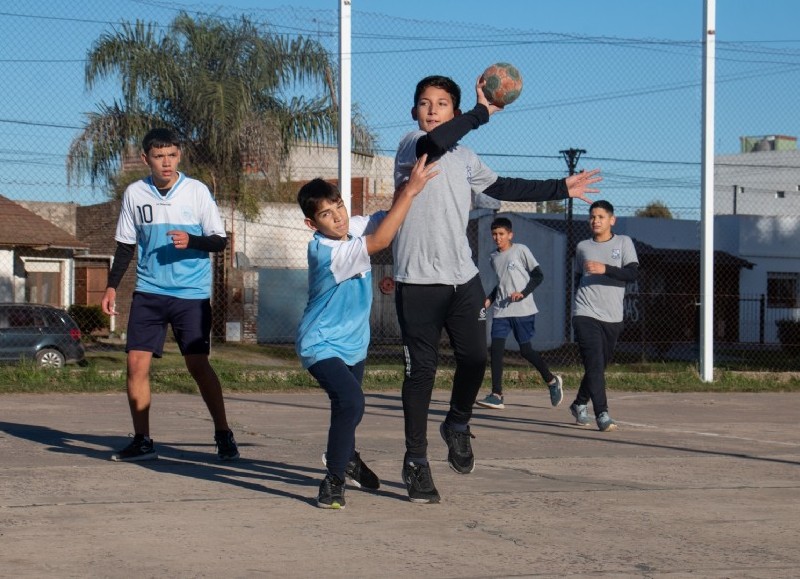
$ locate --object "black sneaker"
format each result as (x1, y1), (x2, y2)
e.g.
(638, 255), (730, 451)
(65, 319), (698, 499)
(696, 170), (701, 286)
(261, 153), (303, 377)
(214, 430), (240, 461)
(323, 451), (380, 490)
(439, 421), (475, 474)
(110, 434), (157, 462)
(402, 458), (440, 504)
(317, 473), (346, 509)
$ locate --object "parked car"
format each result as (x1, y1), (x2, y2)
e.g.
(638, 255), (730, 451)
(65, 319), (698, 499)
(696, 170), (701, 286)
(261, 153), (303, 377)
(0, 303), (86, 368)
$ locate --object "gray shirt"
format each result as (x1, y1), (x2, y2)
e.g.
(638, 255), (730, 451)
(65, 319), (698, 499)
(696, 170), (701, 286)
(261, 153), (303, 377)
(393, 130), (498, 285)
(489, 243), (540, 318)
(573, 234), (638, 323)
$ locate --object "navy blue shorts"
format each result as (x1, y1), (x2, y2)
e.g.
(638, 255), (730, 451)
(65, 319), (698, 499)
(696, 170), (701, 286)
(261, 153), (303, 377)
(491, 314), (537, 345)
(126, 292), (212, 357)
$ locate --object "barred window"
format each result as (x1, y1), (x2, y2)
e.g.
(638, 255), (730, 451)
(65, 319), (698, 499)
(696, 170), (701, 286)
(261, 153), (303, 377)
(767, 272), (799, 308)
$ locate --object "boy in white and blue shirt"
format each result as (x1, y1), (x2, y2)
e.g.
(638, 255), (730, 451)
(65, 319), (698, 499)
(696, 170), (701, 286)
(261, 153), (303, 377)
(296, 155), (436, 509)
(102, 128), (238, 463)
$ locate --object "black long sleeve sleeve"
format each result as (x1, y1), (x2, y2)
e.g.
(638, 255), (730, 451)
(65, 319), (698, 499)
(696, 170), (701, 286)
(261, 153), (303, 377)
(520, 266), (544, 297)
(187, 234), (227, 253)
(415, 105), (490, 161)
(604, 262), (639, 282)
(482, 176), (567, 203)
(107, 242), (135, 289)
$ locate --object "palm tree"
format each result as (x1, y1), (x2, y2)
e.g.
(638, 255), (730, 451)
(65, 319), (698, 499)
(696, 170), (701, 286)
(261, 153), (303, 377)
(67, 12), (375, 215)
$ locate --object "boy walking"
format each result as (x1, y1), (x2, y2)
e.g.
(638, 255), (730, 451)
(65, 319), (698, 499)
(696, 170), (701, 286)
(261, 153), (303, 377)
(393, 74), (602, 503)
(102, 128), (238, 462)
(569, 200), (638, 431)
(477, 217), (563, 410)
(296, 155), (437, 509)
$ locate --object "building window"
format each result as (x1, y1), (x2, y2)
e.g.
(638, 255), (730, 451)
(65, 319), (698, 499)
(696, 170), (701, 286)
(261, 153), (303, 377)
(767, 272), (799, 308)
(23, 259), (63, 307)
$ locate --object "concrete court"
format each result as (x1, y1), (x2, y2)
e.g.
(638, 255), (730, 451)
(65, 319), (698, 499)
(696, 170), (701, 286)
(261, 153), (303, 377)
(1, 389), (799, 578)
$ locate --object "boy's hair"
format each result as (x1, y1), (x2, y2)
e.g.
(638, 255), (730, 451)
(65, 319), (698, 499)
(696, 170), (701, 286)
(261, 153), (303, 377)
(142, 128), (181, 154)
(490, 216), (513, 231)
(590, 200), (615, 214)
(297, 178), (342, 219)
(414, 75), (461, 111)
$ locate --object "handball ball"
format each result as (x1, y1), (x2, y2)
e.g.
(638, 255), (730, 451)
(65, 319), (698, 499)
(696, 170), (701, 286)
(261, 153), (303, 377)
(481, 62), (523, 107)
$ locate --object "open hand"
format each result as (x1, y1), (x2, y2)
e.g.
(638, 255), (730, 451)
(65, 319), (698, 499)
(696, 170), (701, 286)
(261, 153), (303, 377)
(565, 168), (602, 204)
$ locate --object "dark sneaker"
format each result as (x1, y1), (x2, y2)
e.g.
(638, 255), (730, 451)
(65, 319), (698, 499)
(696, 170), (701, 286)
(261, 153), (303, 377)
(110, 434), (157, 462)
(214, 430), (240, 461)
(476, 393), (505, 409)
(317, 473), (346, 509)
(322, 451), (380, 491)
(596, 412), (618, 432)
(548, 375), (564, 407)
(569, 403), (592, 427)
(402, 459), (440, 504)
(439, 421), (475, 474)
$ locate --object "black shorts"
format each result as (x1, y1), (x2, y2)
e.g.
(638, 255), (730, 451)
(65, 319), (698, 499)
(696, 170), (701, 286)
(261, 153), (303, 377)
(126, 292), (212, 357)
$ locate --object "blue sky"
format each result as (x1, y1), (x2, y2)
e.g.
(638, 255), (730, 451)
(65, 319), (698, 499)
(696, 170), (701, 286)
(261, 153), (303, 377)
(0, 1), (798, 217)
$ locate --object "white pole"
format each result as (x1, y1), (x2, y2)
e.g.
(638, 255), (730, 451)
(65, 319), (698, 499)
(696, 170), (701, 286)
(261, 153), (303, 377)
(700, 0), (716, 381)
(338, 0), (352, 213)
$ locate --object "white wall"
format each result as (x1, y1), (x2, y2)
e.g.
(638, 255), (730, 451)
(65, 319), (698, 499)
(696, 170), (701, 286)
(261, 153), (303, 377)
(714, 150), (800, 216)
(221, 203), (310, 270)
(0, 250), (14, 302)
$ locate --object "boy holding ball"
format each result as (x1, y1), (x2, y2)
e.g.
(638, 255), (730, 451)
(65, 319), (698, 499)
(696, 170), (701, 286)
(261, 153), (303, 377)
(393, 73), (602, 503)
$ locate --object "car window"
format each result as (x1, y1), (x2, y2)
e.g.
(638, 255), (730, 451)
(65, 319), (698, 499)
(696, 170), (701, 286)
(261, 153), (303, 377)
(9, 308), (36, 328)
(43, 308), (61, 327)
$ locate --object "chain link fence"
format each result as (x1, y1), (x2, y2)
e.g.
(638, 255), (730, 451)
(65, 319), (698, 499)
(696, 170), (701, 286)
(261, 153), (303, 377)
(1, 2), (798, 371)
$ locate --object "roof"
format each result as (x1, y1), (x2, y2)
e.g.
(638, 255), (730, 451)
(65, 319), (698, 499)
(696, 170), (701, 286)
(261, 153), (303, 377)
(0, 195), (88, 250)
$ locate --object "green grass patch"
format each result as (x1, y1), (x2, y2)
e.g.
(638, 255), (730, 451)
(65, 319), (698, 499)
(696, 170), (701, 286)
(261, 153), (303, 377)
(1, 344), (798, 395)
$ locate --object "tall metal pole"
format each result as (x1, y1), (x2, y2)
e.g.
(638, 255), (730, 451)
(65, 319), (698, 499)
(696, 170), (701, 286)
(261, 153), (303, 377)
(560, 148), (586, 342)
(338, 0), (352, 213)
(700, 0), (716, 381)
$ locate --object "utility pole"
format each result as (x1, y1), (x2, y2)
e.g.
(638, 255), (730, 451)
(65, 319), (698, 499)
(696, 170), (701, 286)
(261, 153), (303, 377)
(560, 148), (586, 343)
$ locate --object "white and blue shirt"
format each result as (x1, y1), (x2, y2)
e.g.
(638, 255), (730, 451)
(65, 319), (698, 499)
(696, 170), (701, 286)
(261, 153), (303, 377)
(296, 213), (384, 369)
(115, 172), (226, 299)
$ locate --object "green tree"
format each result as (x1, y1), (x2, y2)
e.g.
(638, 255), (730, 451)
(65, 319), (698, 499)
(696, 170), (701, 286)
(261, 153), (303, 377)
(635, 200), (673, 219)
(67, 12), (375, 215)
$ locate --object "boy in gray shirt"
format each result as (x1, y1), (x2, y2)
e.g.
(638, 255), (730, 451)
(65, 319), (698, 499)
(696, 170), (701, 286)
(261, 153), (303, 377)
(570, 200), (638, 431)
(478, 217), (563, 410)
(393, 74), (602, 503)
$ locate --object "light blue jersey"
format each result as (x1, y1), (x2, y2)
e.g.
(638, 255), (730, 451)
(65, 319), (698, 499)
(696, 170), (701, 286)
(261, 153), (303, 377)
(296, 214), (384, 369)
(115, 173), (226, 299)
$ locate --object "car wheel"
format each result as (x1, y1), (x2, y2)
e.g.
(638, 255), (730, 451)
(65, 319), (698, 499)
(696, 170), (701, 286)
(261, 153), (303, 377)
(36, 348), (66, 369)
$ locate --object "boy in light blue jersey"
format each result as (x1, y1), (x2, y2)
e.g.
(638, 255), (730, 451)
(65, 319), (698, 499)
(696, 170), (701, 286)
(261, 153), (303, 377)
(297, 155), (437, 509)
(102, 128), (239, 463)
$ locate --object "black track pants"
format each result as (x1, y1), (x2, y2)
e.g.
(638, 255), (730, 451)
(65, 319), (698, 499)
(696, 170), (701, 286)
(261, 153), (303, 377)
(395, 275), (487, 458)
